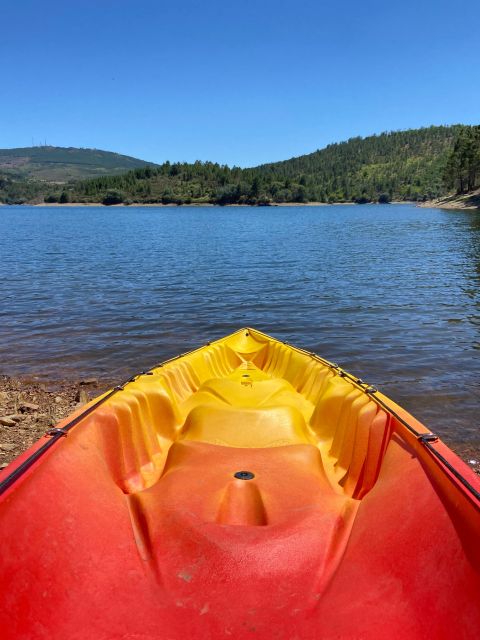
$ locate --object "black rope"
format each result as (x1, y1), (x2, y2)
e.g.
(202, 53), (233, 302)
(0, 437), (62, 496)
(424, 442), (480, 502)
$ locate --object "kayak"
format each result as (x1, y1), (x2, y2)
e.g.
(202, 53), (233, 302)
(1, 328), (479, 639)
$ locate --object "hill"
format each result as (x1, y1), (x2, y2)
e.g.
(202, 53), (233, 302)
(255, 125), (464, 203)
(0, 146), (154, 182)
(0, 125), (478, 205)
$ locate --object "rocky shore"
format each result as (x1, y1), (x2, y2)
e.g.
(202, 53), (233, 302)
(0, 375), (479, 476)
(0, 376), (113, 468)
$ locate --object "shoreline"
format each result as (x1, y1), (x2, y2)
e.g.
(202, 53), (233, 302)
(0, 375), (114, 467)
(420, 189), (480, 211)
(1, 374), (479, 474)
(6, 200), (417, 208)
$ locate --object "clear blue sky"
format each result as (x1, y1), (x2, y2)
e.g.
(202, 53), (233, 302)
(1, 0), (479, 167)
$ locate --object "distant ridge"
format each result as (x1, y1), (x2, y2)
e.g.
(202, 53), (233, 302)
(0, 146), (155, 182)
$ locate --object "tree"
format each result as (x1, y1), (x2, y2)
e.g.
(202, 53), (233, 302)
(444, 127), (480, 193)
(102, 191), (124, 205)
(250, 176), (261, 199)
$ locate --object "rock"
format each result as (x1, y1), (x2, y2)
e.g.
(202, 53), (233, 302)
(75, 389), (89, 404)
(0, 391), (9, 403)
(0, 462), (8, 469)
(55, 396), (63, 404)
(0, 443), (16, 451)
(0, 417), (16, 427)
(6, 414), (24, 422)
(40, 384), (57, 393)
(80, 378), (98, 386)
(19, 402), (39, 412)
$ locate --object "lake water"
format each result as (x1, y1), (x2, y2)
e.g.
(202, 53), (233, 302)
(0, 204), (479, 447)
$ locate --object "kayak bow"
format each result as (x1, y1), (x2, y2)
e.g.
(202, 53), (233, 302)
(1, 328), (479, 639)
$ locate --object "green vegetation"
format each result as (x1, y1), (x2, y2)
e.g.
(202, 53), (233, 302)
(444, 126), (480, 193)
(0, 125), (478, 206)
(0, 173), (46, 205)
(255, 125), (463, 203)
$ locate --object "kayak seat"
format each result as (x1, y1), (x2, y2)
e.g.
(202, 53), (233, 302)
(180, 404), (313, 448)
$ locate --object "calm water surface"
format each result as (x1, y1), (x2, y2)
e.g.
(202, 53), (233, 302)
(1, 204), (479, 446)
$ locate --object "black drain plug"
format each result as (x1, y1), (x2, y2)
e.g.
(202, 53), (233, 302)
(234, 471), (255, 480)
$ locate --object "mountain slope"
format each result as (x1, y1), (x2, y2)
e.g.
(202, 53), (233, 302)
(0, 146), (155, 182)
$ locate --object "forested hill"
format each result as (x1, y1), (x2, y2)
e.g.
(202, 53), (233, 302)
(255, 126), (462, 203)
(1, 125), (478, 205)
(0, 146), (154, 181)
(69, 125), (467, 205)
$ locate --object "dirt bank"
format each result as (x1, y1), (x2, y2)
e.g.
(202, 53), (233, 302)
(420, 189), (480, 210)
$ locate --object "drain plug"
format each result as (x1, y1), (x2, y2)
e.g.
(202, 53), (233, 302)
(234, 471), (255, 480)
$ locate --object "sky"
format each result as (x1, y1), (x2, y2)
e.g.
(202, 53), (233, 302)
(1, 0), (479, 167)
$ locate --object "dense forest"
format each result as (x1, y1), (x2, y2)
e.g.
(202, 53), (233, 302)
(443, 126), (480, 194)
(0, 125), (478, 205)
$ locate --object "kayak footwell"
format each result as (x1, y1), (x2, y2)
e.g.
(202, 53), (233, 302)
(126, 441), (358, 599)
(1, 328), (479, 639)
